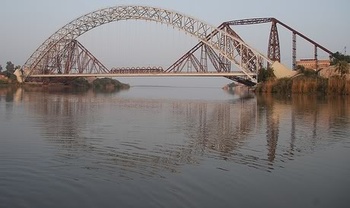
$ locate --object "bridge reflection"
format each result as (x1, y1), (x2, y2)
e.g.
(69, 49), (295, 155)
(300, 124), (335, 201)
(3, 87), (349, 176)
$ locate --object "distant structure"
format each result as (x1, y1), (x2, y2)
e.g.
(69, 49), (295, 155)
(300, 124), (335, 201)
(344, 46), (347, 55)
(296, 59), (330, 70)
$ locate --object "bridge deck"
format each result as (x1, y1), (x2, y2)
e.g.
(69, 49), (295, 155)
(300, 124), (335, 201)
(28, 72), (255, 78)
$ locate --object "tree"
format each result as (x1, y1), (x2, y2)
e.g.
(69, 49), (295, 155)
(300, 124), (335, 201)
(258, 67), (275, 82)
(335, 60), (349, 78)
(5, 61), (15, 74)
(296, 65), (317, 77)
(0, 65), (2, 73)
(331, 52), (350, 65)
(296, 65), (306, 71)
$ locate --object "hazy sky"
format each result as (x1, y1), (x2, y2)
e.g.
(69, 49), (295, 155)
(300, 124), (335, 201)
(0, 0), (349, 86)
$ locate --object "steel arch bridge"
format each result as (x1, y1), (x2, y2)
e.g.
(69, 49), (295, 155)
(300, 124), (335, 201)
(22, 5), (280, 85)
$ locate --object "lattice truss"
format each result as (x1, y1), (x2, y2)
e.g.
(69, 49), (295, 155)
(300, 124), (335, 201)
(39, 39), (109, 74)
(23, 5), (273, 83)
(166, 23), (261, 85)
(227, 17), (333, 70)
(166, 23), (259, 72)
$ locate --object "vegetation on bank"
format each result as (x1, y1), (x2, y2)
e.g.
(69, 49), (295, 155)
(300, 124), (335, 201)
(18, 77), (130, 94)
(255, 52), (350, 95)
(255, 76), (350, 95)
(48, 77), (130, 92)
(0, 60), (130, 92)
(0, 61), (20, 85)
(92, 78), (130, 91)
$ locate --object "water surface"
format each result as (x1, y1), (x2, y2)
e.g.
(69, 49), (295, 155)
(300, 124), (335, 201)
(0, 86), (349, 208)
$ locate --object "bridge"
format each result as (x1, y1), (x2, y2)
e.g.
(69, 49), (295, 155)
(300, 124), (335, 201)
(18, 5), (334, 86)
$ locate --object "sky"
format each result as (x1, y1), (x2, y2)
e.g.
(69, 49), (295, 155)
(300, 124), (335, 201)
(0, 0), (349, 86)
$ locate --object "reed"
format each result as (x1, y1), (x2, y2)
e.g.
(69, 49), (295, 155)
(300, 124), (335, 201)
(328, 76), (350, 95)
(291, 77), (325, 94)
(346, 80), (350, 94)
(255, 76), (348, 95)
(255, 79), (274, 93)
(271, 78), (292, 94)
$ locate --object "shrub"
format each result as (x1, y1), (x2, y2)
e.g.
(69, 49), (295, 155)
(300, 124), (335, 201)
(71, 77), (90, 88)
(258, 67), (275, 82)
(92, 78), (130, 91)
(272, 78), (292, 94)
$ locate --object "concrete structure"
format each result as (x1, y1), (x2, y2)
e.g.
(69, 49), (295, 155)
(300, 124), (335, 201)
(271, 61), (298, 78)
(14, 69), (24, 83)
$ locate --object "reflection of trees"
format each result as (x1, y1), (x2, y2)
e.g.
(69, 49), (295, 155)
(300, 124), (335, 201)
(266, 105), (279, 163)
(0, 87), (24, 120)
(292, 95), (350, 145)
(257, 94), (350, 169)
(0, 86), (19, 102)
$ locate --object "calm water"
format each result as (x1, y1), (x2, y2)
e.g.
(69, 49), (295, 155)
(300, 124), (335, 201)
(0, 85), (350, 208)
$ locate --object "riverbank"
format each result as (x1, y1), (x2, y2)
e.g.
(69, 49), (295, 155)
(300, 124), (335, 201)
(255, 75), (350, 95)
(1, 77), (130, 92)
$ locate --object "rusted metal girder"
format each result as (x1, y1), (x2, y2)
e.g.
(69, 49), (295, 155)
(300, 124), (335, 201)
(267, 20), (281, 62)
(166, 22), (260, 85)
(292, 32), (297, 69)
(36, 39), (109, 75)
(226, 17), (334, 70)
(165, 23), (226, 73)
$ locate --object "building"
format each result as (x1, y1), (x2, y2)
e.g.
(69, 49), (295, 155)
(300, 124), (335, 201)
(296, 59), (330, 70)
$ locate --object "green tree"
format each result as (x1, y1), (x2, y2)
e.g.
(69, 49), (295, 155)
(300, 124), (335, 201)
(1, 61), (18, 81)
(331, 52), (350, 65)
(0, 65), (2, 73)
(335, 60), (349, 77)
(258, 67), (275, 82)
(5, 61), (15, 74)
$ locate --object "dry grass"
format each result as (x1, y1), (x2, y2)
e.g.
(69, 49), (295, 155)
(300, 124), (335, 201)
(328, 77), (350, 95)
(255, 76), (349, 95)
(292, 77), (323, 94)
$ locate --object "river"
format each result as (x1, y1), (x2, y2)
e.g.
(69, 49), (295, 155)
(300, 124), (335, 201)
(0, 85), (349, 208)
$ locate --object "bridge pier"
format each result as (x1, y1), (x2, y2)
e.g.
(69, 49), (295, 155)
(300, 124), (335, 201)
(14, 69), (24, 83)
(271, 62), (297, 78)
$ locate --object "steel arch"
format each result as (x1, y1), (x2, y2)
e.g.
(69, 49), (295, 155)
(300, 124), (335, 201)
(23, 5), (273, 83)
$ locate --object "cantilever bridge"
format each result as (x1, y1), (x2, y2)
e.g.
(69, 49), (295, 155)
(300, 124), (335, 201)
(20, 5), (333, 86)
